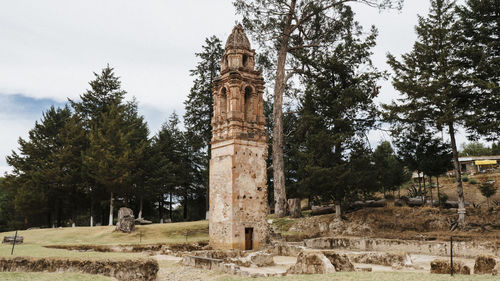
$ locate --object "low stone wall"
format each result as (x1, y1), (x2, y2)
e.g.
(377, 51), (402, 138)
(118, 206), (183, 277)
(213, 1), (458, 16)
(304, 237), (499, 258)
(45, 241), (208, 253)
(181, 255), (285, 277)
(0, 256), (158, 281)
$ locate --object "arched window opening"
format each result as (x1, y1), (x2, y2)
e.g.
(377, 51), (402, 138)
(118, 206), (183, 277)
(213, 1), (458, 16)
(244, 86), (253, 121)
(243, 54), (248, 67)
(220, 87), (227, 115)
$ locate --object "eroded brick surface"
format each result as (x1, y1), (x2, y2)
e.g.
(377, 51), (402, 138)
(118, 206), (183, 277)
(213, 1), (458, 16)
(209, 25), (269, 250)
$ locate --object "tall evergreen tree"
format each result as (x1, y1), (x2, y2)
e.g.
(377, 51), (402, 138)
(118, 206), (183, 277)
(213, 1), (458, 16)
(84, 103), (135, 225)
(384, 0), (469, 224)
(457, 0), (500, 140)
(183, 36), (223, 217)
(290, 10), (383, 216)
(149, 113), (186, 221)
(5, 106), (78, 227)
(373, 141), (408, 196)
(419, 136), (453, 205)
(234, 0), (403, 217)
(72, 65), (148, 225)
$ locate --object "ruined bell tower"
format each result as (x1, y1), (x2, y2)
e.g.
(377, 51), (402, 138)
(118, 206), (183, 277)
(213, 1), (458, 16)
(209, 24), (268, 250)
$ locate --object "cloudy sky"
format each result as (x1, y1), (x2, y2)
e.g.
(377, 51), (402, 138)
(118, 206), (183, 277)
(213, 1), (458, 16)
(0, 0), (470, 175)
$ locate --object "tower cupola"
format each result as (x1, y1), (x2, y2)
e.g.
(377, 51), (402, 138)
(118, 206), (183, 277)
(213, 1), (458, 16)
(221, 24), (255, 71)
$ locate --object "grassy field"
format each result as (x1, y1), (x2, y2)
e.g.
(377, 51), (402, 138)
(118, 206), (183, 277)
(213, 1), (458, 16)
(1, 220), (208, 245)
(0, 272), (115, 280)
(0, 220), (208, 259)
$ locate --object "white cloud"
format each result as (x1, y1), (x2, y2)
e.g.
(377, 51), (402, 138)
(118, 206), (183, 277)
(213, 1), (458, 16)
(0, 0), (478, 175)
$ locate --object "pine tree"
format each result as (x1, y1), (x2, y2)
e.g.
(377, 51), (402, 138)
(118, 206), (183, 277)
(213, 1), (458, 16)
(457, 0), (500, 140)
(183, 36), (223, 217)
(123, 100), (149, 219)
(234, 0), (403, 217)
(84, 103), (135, 225)
(149, 113), (185, 221)
(5, 106), (77, 227)
(373, 142), (408, 196)
(290, 10), (383, 216)
(384, 0), (469, 224)
(392, 126), (452, 204)
(72, 65), (147, 226)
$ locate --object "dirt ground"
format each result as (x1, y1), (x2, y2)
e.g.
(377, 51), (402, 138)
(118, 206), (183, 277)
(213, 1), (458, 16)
(427, 171), (500, 204)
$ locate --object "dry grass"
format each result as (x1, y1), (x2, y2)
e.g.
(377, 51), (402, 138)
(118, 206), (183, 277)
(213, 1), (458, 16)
(220, 272), (499, 281)
(0, 272), (115, 280)
(273, 206), (500, 242)
(1, 220), (208, 245)
(434, 172), (500, 204)
(0, 220), (209, 259)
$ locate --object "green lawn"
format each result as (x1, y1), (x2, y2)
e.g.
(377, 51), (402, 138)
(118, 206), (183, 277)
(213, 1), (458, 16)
(0, 272), (115, 281)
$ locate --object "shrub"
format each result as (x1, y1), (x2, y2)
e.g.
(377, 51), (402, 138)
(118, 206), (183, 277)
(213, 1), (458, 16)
(438, 193), (448, 206)
(470, 178), (478, 184)
(478, 181), (498, 208)
(462, 175), (469, 182)
(384, 194), (395, 200)
(407, 185), (425, 198)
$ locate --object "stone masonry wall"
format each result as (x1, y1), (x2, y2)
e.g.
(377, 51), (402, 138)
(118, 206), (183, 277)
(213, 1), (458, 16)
(209, 139), (268, 250)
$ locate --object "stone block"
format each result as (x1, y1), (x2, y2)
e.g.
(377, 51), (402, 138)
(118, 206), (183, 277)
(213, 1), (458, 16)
(474, 255), (496, 275)
(286, 252), (335, 275)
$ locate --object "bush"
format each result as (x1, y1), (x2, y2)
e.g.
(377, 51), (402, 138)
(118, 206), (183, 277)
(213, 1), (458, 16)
(407, 185), (424, 198)
(470, 178), (478, 184)
(479, 181), (497, 198)
(462, 175), (469, 182)
(478, 181), (497, 208)
(384, 194), (395, 200)
(438, 193), (448, 205)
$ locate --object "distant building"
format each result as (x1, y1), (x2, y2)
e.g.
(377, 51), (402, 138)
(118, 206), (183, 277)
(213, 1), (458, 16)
(458, 155), (500, 174)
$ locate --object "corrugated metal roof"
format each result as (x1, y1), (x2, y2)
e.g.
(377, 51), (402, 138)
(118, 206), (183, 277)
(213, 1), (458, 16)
(459, 155), (500, 162)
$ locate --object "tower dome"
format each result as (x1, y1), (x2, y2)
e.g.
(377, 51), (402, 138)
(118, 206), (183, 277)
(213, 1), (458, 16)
(225, 24), (251, 50)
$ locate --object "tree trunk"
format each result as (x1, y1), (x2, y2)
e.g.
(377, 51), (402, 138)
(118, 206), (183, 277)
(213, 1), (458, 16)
(288, 198), (301, 218)
(169, 192), (173, 221)
(138, 195), (143, 219)
(183, 192), (188, 220)
(437, 176), (441, 208)
(429, 176), (434, 206)
(335, 202), (342, 219)
(448, 123), (466, 225)
(272, 1), (296, 218)
(417, 171), (422, 198)
(159, 195), (163, 222)
(108, 192), (114, 226)
(57, 199), (62, 227)
(422, 175), (427, 204)
(90, 197), (93, 227)
(47, 210), (51, 228)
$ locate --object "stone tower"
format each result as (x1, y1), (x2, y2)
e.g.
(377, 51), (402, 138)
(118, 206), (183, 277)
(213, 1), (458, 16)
(209, 24), (268, 250)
